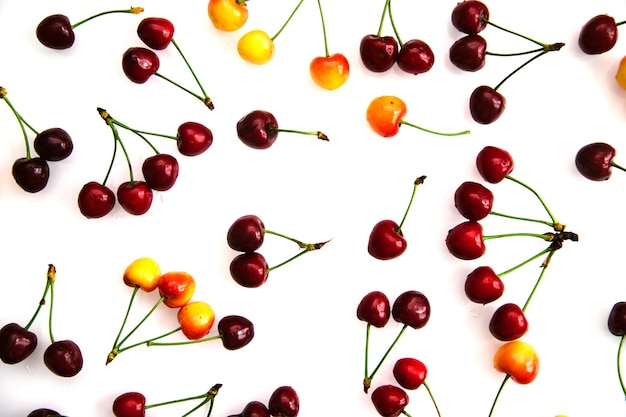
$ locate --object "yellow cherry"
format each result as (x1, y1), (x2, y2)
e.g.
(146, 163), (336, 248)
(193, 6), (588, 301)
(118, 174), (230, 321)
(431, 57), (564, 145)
(208, 0), (248, 32)
(237, 29), (275, 65)
(177, 301), (216, 340)
(123, 257), (161, 292)
(616, 55), (626, 90)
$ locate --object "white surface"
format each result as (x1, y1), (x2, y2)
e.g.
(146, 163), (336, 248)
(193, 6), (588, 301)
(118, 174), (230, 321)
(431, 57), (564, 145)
(0, 1), (625, 416)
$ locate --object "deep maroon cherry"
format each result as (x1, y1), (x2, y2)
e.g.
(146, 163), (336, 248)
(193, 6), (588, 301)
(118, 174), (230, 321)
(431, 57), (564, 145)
(608, 302), (626, 336)
(228, 400), (270, 417)
(27, 409), (61, 417)
(36, 14), (75, 49)
(397, 39), (435, 75)
(357, 291), (391, 328)
(368, 220), (406, 260)
(77, 181), (116, 218)
(142, 153), (179, 191)
(137, 17), (174, 50)
(43, 339), (83, 377)
(371, 384), (409, 417)
(489, 303), (528, 341)
(227, 215), (265, 252)
(176, 121), (213, 156)
(449, 34), (487, 72)
(360, 34), (399, 73)
(112, 391), (146, 417)
(393, 357), (427, 390)
(122, 47), (160, 84)
(12, 157), (50, 193)
(469, 85), (506, 124)
(236, 110), (279, 149)
(575, 142), (618, 181)
(0, 323), (38, 364)
(578, 15), (619, 55)
(230, 252), (269, 288)
(451, 0), (489, 34)
(392, 290), (430, 329)
(117, 181), (153, 215)
(454, 181), (493, 221)
(445, 221), (486, 260)
(218, 315), (255, 350)
(476, 145), (514, 183)
(464, 266), (504, 304)
(268, 386), (299, 417)
(33, 128), (73, 161)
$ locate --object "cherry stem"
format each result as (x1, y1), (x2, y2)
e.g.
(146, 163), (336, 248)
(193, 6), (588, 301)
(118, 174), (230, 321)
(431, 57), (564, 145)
(493, 47), (561, 92)
(363, 323), (372, 391)
(315, 0), (330, 57)
(401, 411), (413, 417)
(399, 120), (470, 137)
(122, 327), (182, 350)
(497, 247), (551, 278)
(489, 211), (554, 228)
(104, 115), (163, 154)
(264, 229), (323, 249)
(375, 0), (391, 37)
(504, 175), (558, 228)
(154, 72), (211, 109)
(148, 331), (224, 347)
(521, 250), (552, 312)
(486, 47), (544, 57)
(483, 232), (553, 241)
(483, 19), (549, 48)
(422, 381), (442, 417)
(273, 127), (329, 141)
(0, 87), (39, 159)
(611, 161), (626, 173)
(145, 383), (222, 417)
(46, 264), (57, 344)
(268, 240), (330, 272)
(387, 0), (403, 46)
(99, 107), (136, 183)
(170, 38), (214, 110)
(363, 324), (408, 393)
(487, 374), (511, 417)
(617, 335), (626, 400)
(24, 265), (55, 330)
(396, 176), (426, 232)
(110, 286), (140, 352)
(70, 7), (144, 29)
(271, 0), (304, 41)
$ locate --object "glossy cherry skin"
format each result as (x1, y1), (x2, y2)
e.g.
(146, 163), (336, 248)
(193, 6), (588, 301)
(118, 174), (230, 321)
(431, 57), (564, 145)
(228, 401), (269, 417)
(230, 252), (269, 288)
(465, 266), (504, 304)
(608, 302), (626, 336)
(157, 271), (196, 308)
(451, 0), (489, 34)
(0, 323), (38, 364)
(476, 145), (514, 183)
(178, 301), (215, 340)
(33, 128), (73, 161)
(493, 340), (539, 384)
(142, 154), (179, 191)
(208, 0), (249, 32)
(397, 39), (434, 75)
(218, 315), (255, 350)
(112, 391), (146, 417)
(236, 110), (278, 149)
(357, 291), (391, 328)
(137, 17), (174, 50)
(77, 182), (116, 218)
(360, 34), (399, 72)
(28, 409), (61, 417)
(177, 121), (213, 156)
(392, 290), (430, 329)
(310, 53), (350, 90)
(489, 303), (528, 341)
(122, 47), (160, 84)
(36, 14), (75, 49)
(575, 142), (616, 181)
(371, 384), (409, 417)
(454, 181), (493, 221)
(368, 220), (406, 260)
(393, 357), (427, 390)
(449, 34), (487, 72)
(12, 157), (50, 193)
(366, 96), (407, 138)
(123, 257), (161, 292)
(117, 181), (153, 215)
(578, 15), (618, 55)
(44, 339), (83, 377)
(445, 221), (486, 260)
(227, 215), (265, 252)
(268, 386), (299, 417)
(469, 85), (506, 124)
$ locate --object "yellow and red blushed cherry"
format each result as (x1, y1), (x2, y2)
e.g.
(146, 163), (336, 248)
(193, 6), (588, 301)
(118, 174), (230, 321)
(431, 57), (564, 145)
(310, 53), (350, 90)
(177, 122), (213, 156)
(393, 357), (427, 390)
(123, 257), (161, 292)
(268, 386), (299, 417)
(451, 0), (489, 35)
(489, 303), (528, 341)
(227, 214), (265, 252)
(157, 271), (196, 308)
(357, 291), (391, 328)
(464, 266), (504, 304)
(237, 30), (275, 65)
(445, 221), (486, 260)
(367, 96), (407, 137)
(392, 290), (430, 329)
(218, 315), (254, 350)
(454, 181), (493, 221)
(77, 181), (116, 219)
(177, 301), (215, 340)
(475, 145), (514, 184)
(117, 181), (153, 216)
(208, 0), (249, 32)
(493, 340), (539, 384)
(370, 384), (409, 417)
(137, 17), (174, 50)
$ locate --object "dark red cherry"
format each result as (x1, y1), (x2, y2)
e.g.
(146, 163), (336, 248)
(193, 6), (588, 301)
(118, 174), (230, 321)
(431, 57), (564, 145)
(575, 142), (616, 181)
(36, 14), (75, 49)
(445, 221), (486, 260)
(489, 303), (528, 341)
(229, 252), (269, 288)
(236, 110), (278, 149)
(360, 34), (399, 73)
(43, 339), (83, 377)
(112, 391), (146, 417)
(142, 154), (179, 191)
(397, 39), (435, 75)
(608, 302), (626, 336)
(578, 15), (618, 55)
(0, 323), (38, 364)
(137, 17), (174, 50)
(77, 181), (116, 218)
(27, 409), (61, 417)
(12, 157), (50, 193)
(368, 219), (406, 260)
(218, 315), (255, 350)
(454, 181), (493, 221)
(268, 386), (299, 417)
(33, 128), (73, 161)
(449, 34), (487, 72)
(122, 47), (160, 84)
(227, 215), (265, 252)
(476, 145), (514, 183)
(357, 291), (391, 328)
(392, 290), (430, 329)
(117, 181), (153, 215)
(176, 121), (213, 156)
(228, 401), (270, 417)
(464, 266), (504, 304)
(469, 85), (506, 124)
(371, 384), (409, 417)
(393, 357), (427, 390)
(451, 0), (489, 34)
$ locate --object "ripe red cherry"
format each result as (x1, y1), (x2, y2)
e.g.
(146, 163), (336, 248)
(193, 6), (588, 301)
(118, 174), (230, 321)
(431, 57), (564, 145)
(464, 266), (504, 304)
(137, 17), (174, 50)
(489, 303), (528, 341)
(43, 339), (83, 377)
(397, 39), (435, 75)
(608, 302), (626, 336)
(469, 85), (506, 124)
(575, 142), (617, 181)
(12, 157), (50, 193)
(36, 14), (75, 49)
(176, 121), (213, 156)
(454, 181), (493, 221)
(142, 154), (179, 191)
(393, 357), (427, 390)
(371, 384), (409, 417)
(268, 386), (299, 417)
(368, 220), (406, 260)
(77, 182), (116, 218)
(357, 291), (391, 328)
(476, 145), (514, 183)
(445, 221), (486, 260)
(117, 181), (153, 215)
(451, 0), (489, 34)
(449, 34), (487, 72)
(578, 14), (618, 54)
(28, 409), (61, 417)
(33, 128), (73, 161)
(228, 400), (270, 417)
(392, 290), (430, 329)
(360, 34), (399, 72)
(230, 252), (269, 288)
(218, 315), (255, 350)
(112, 391), (146, 417)
(236, 110), (278, 149)
(122, 47), (160, 84)
(227, 215), (265, 252)
(0, 322), (38, 364)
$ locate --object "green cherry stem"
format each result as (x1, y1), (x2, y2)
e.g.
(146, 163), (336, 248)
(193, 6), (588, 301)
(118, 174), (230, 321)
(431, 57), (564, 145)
(267, 240), (330, 272)
(375, 0), (391, 37)
(46, 264), (57, 344)
(483, 19), (556, 48)
(487, 374), (511, 417)
(363, 324), (408, 393)
(147, 331), (223, 347)
(521, 256), (551, 312)
(482, 232), (553, 241)
(387, 0), (404, 47)
(101, 113), (164, 154)
(144, 383), (222, 417)
(504, 175), (559, 229)
(153, 73), (210, 108)
(496, 247), (551, 278)
(110, 286), (140, 352)
(617, 335), (626, 400)
(98, 107), (137, 183)
(170, 38), (214, 109)
(0, 87), (39, 159)
(396, 176), (426, 233)
(489, 211), (554, 228)
(270, 0), (304, 42)
(315, 0), (330, 57)
(23, 265), (55, 331)
(120, 326), (182, 351)
(611, 160), (626, 173)
(422, 381), (442, 417)
(70, 7), (144, 29)
(363, 323), (372, 391)
(271, 127), (329, 142)
(399, 119), (470, 136)
(492, 45), (562, 92)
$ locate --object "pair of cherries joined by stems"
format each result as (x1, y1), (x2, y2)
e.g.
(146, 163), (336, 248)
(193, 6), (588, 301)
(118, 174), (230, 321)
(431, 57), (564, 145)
(0, 264), (83, 378)
(229, 386), (300, 417)
(227, 214), (330, 287)
(107, 258), (254, 365)
(450, 1), (565, 125)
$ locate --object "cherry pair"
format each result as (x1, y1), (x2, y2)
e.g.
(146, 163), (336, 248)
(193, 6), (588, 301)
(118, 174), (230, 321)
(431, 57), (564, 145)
(229, 385), (299, 417)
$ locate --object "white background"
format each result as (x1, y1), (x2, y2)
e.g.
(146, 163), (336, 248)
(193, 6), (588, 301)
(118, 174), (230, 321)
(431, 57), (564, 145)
(1, 0), (625, 416)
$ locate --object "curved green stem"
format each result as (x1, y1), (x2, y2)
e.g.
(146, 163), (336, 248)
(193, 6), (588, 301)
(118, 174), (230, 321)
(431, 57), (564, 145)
(148, 333), (222, 347)
(387, 0), (403, 46)
(24, 268), (54, 330)
(363, 324), (371, 391)
(71, 7), (144, 29)
(154, 73), (209, 108)
(1, 89), (35, 158)
(483, 232), (552, 241)
(47, 273), (56, 344)
(483, 20), (545, 47)
(611, 161), (626, 173)
(110, 286), (140, 351)
(170, 39), (213, 110)
(505, 175), (557, 226)
(399, 120), (470, 136)
(263, 229), (309, 249)
(376, 0), (390, 36)
(315, 0), (330, 57)
(521, 253), (552, 312)
(111, 123), (135, 182)
(486, 47), (544, 57)
(267, 249), (311, 272)
(271, 0), (304, 41)
(401, 410), (413, 417)
(397, 176), (426, 231)
(274, 128), (329, 141)
(119, 327), (181, 352)
(489, 211), (554, 228)
(364, 324), (408, 392)
(497, 247), (551, 278)
(617, 335), (626, 400)
(488, 374), (511, 417)
(493, 50), (548, 91)
(422, 381), (442, 417)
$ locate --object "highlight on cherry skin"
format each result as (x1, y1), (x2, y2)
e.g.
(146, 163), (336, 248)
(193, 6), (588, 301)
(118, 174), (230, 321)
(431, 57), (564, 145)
(208, 0), (249, 32)
(578, 14), (622, 55)
(268, 385), (300, 417)
(475, 145), (514, 184)
(454, 180), (493, 221)
(464, 265), (504, 304)
(575, 142), (625, 181)
(357, 290), (391, 328)
(370, 384), (409, 417)
(445, 220), (486, 260)
(451, 0), (489, 35)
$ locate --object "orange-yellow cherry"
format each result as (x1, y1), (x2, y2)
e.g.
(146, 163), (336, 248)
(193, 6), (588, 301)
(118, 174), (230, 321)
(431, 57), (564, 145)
(157, 271), (196, 308)
(177, 301), (216, 340)
(493, 340), (539, 384)
(310, 53), (350, 90)
(237, 29), (275, 65)
(208, 0), (248, 32)
(616, 55), (626, 90)
(367, 96), (407, 137)
(122, 257), (161, 292)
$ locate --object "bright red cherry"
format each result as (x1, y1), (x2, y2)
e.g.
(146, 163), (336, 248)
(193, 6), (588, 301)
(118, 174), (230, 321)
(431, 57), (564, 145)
(445, 221), (486, 260)
(608, 302), (626, 336)
(268, 386), (299, 417)
(368, 220), (406, 260)
(575, 142), (618, 181)
(43, 339), (83, 377)
(33, 128), (73, 161)
(360, 34), (399, 72)
(489, 303), (528, 341)
(227, 215), (265, 252)
(36, 14), (75, 49)
(112, 391), (146, 417)
(397, 39), (435, 75)
(392, 290), (430, 329)
(218, 315), (255, 350)
(117, 181), (153, 215)
(77, 181), (116, 218)
(137, 17), (174, 50)
(236, 110), (278, 149)
(454, 181), (493, 220)
(176, 121), (213, 156)
(578, 15), (619, 54)
(12, 157), (50, 193)
(393, 357), (427, 390)
(464, 266), (504, 304)
(357, 291), (391, 328)
(371, 384), (409, 417)
(451, 0), (489, 34)
(0, 323), (38, 364)
(142, 154), (179, 191)
(449, 34), (487, 72)
(476, 145), (514, 183)
(469, 85), (506, 124)
(122, 47), (160, 84)
(230, 252), (269, 288)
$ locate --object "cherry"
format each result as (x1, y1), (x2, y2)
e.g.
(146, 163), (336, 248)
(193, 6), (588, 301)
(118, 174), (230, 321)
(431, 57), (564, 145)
(575, 142), (625, 181)
(489, 303), (528, 341)
(357, 291), (391, 328)
(27, 410), (61, 417)
(123, 257), (161, 292)
(360, 34), (398, 73)
(77, 181), (116, 218)
(469, 85), (506, 124)
(454, 181), (493, 221)
(449, 34), (487, 72)
(113, 392), (146, 417)
(396, 39), (435, 75)
(44, 339), (83, 377)
(268, 386), (299, 417)
(218, 315), (255, 350)
(142, 153), (179, 191)
(0, 323), (38, 364)
(227, 215), (265, 252)
(392, 290), (430, 329)
(137, 17), (174, 50)
(445, 221), (486, 260)
(117, 181), (153, 215)
(208, 0), (249, 32)
(476, 145), (514, 184)
(228, 400), (270, 417)
(393, 357), (427, 390)
(464, 266), (504, 304)
(451, 0), (489, 34)
(370, 384), (409, 417)
(236, 110), (328, 149)
(230, 252), (269, 288)
(157, 271), (196, 308)
(608, 302), (626, 336)
(12, 157), (50, 193)
(178, 301), (215, 340)
(578, 15), (621, 55)
(33, 128), (73, 161)
(177, 121), (213, 156)
(122, 47), (160, 84)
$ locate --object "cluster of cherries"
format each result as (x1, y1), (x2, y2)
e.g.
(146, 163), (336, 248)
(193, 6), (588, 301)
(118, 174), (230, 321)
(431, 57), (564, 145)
(228, 385), (300, 417)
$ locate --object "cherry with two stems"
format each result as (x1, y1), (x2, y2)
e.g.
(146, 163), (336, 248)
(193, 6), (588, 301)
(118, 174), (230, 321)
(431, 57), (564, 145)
(578, 14), (626, 55)
(575, 142), (626, 181)
(309, 0), (349, 90)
